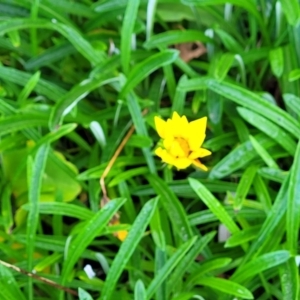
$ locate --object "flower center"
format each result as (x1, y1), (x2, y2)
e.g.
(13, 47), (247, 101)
(175, 137), (190, 157)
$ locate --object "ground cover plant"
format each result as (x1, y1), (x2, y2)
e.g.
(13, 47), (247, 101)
(0, 0), (300, 299)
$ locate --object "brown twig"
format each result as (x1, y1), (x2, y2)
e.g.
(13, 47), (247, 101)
(0, 259), (78, 296)
(100, 109), (148, 203)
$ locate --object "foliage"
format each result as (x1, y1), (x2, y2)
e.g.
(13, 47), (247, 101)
(0, 0), (299, 299)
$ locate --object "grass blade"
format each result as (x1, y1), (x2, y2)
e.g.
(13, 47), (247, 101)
(194, 277), (253, 299)
(61, 198), (127, 284)
(135, 280), (147, 300)
(99, 197), (159, 300)
(232, 250), (290, 283)
(280, 257), (299, 300)
(249, 135), (279, 169)
(26, 143), (50, 300)
(147, 174), (193, 242)
(146, 237), (197, 299)
(188, 178), (240, 234)
(234, 165), (258, 210)
(22, 202), (94, 220)
(287, 140), (300, 255)
(121, 50), (179, 97)
(181, 79), (300, 138)
(167, 232), (216, 294)
(121, 0), (140, 74)
(238, 107), (296, 156)
(144, 30), (211, 49)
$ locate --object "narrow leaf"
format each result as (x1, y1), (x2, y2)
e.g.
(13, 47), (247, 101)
(189, 178), (240, 234)
(100, 197), (159, 300)
(61, 198), (126, 284)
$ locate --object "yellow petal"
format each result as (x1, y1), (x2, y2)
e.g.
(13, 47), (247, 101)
(165, 118), (175, 138)
(173, 157), (192, 169)
(188, 117), (207, 151)
(171, 111), (181, 122)
(192, 159), (208, 171)
(116, 230), (128, 241)
(189, 148), (212, 159)
(155, 148), (176, 165)
(180, 115), (189, 139)
(154, 116), (167, 139)
(170, 112), (189, 138)
(169, 140), (186, 157)
(163, 136), (174, 150)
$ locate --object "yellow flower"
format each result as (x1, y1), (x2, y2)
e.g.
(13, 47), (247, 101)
(154, 112), (211, 170)
(111, 219), (128, 242)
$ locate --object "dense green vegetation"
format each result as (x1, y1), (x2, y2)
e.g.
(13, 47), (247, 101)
(0, 0), (300, 299)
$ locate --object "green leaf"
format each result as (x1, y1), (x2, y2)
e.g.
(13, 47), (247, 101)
(61, 198), (127, 284)
(199, 79), (300, 138)
(194, 277), (253, 299)
(17, 70), (41, 105)
(279, 0), (300, 26)
(1, 186), (13, 233)
(120, 50), (179, 97)
(181, 0), (261, 22)
(147, 174), (193, 241)
(232, 250), (290, 283)
(269, 47), (284, 77)
(146, 236), (197, 299)
(0, 263), (27, 300)
(234, 165), (259, 210)
(213, 53), (234, 80)
(0, 19), (102, 65)
(249, 135), (279, 169)
(121, 0), (141, 74)
(168, 232), (216, 292)
(225, 226), (260, 248)
(258, 167), (287, 183)
(0, 66), (65, 101)
(126, 93), (156, 174)
(150, 205), (166, 250)
(237, 107), (297, 156)
(172, 75), (188, 115)
(22, 202), (94, 220)
(144, 30), (212, 49)
(280, 258), (299, 300)
(283, 94), (300, 116)
(242, 175), (290, 261)
(108, 167), (149, 187)
(26, 143), (50, 300)
(135, 280), (147, 300)
(99, 197), (158, 300)
(189, 178), (240, 234)
(287, 140), (300, 255)
(49, 77), (117, 129)
(127, 134), (153, 148)
(288, 69), (300, 81)
(186, 258), (232, 287)
(78, 288), (93, 300)
(0, 114), (48, 136)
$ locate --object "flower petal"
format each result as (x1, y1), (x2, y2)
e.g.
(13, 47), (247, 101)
(163, 136), (174, 150)
(189, 148), (212, 159)
(171, 111), (181, 122)
(169, 140), (186, 157)
(154, 116), (167, 138)
(116, 230), (128, 241)
(180, 115), (189, 139)
(165, 119), (175, 138)
(155, 147), (176, 165)
(170, 112), (190, 138)
(192, 159), (208, 171)
(173, 157), (192, 169)
(187, 117), (207, 151)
